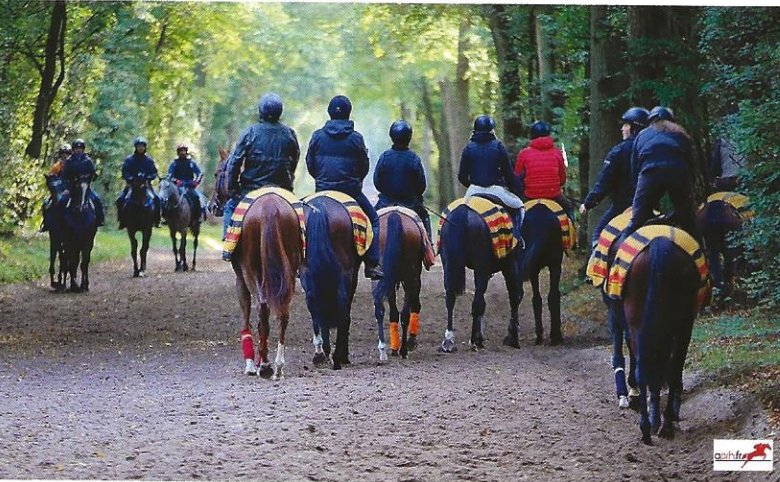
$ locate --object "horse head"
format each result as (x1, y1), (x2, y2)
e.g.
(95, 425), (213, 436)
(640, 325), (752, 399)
(158, 176), (181, 211)
(209, 144), (230, 215)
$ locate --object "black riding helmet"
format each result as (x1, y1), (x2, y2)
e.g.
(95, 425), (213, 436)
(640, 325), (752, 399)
(648, 106), (674, 123)
(72, 139), (86, 149)
(389, 120), (412, 147)
(134, 136), (147, 147)
(258, 93), (283, 121)
(622, 107), (650, 135)
(327, 95), (352, 120)
(530, 121), (551, 139)
(473, 115), (496, 133)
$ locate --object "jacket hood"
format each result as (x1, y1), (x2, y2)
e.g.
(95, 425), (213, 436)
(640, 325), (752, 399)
(323, 119), (355, 138)
(529, 136), (555, 150)
(470, 131), (496, 143)
(651, 120), (691, 140)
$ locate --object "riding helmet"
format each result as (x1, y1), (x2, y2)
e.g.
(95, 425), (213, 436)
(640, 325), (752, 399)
(621, 107), (650, 127)
(473, 115), (496, 133)
(58, 143), (72, 154)
(327, 95), (352, 120)
(176, 142), (189, 152)
(258, 93), (284, 121)
(648, 106), (675, 123)
(133, 136), (148, 147)
(530, 121), (552, 139)
(389, 120), (413, 146)
(72, 139), (86, 149)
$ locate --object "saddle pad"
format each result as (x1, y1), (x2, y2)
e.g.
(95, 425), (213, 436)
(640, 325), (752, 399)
(701, 192), (754, 220)
(304, 191), (373, 257)
(437, 196), (517, 260)
(377, 206), (436, 269)
(222, 187), (306, 262)
(524, 198), (576, 251)
(586, 211), (633, 286)
(605, 225), (710, 309)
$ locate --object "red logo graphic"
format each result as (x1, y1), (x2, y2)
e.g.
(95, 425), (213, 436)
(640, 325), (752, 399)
(742, 443), (772, 468)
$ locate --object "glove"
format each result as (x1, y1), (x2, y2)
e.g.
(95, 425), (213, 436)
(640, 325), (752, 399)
(175, 180), (183, 187)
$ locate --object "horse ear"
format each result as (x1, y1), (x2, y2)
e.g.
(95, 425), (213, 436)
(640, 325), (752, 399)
(218, 144), (228, 161)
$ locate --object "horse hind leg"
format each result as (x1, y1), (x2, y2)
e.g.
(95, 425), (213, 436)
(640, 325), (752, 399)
(548, 263), (564, 345)
(273, 313), (289, 381)
(440, 290), (458, 353)
(388, 289), (400, 356)
(257, 303), (273, 379)
(399, 278), (421, 359)
(530, 273), (544, 345)
(502, 263), (522, 348)
(236, 272), (257, 375)
(374, 287), (388, 364)
(407, 280), (422, 352)
(470, 273), (489, 351)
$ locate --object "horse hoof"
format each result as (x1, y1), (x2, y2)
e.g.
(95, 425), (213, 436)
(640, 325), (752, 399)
(138, 271), (146, 278)
(312, 353), (328, 368)
(258, 364), (273, 379)
(390, 349), (399, 357)
(400, 350), (408, 359)
(244, 360), (257, 376)
(503, 335), (520, 348)
(534, 337), (544, 346)
(407, 335), (418, 352)
(618, 396), (630, 409)
(642, 434), (653, 445)
(182, 265), (189, 272)
(332, 361), (342, 371)
(133, 272), (139, 278)
(658, 422), (675, 439)
(550, 336), (564, 346)
(81, 287), (89, 293)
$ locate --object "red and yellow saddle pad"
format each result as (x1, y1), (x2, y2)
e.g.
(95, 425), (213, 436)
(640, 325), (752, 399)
(222, 187), (306, 262)
(437, 196), (517, 260)
(524, 199), (576, 251)
(586, 211), (633, 286)
(605, 225), (710, 309)
(304, 191), (373, 257)
(700, 191), (754, 219)
(377, 206), (436, 270)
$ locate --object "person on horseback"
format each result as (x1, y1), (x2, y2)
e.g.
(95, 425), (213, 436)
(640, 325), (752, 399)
(167, 142), (207, 222)
(373, 120), (432, 242)
(222, 92), (300, 237)
(117, 137), (161, 229)
(458, 114), (525, 239)
(580, 107), (649, 249)
(40, 143), (72, 232)
(61, 139), (105, 226)
(306, 94), (384, 280)
(49, 143), (71, 176)
(514, 121), (574, 220)
(620, 106), (702, 243)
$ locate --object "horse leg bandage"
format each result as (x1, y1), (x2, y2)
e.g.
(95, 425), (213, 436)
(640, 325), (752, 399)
(389, 322), (400, 351)
(241, 329), (254, 361)
(409, 313), (420, 336)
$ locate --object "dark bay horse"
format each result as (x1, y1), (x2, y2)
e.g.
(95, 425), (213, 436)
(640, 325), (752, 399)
(372, 210), (423, 362)
(232, 193), (302, 380)
(696, 200), (744, 297)
(122, 176), (156, 277)
(622, 237), (700, 444)
(516, 204), (565, 345)
(159, 178), (202, 272)
(62, 174), (98, 293)
(44, 174), (67, 290)
(208, 145), (230, 218)
(300, 196), (360, 370)
(439, 204), (522, 352)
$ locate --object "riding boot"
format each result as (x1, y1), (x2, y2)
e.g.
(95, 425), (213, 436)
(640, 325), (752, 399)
(93, 195), (105, 227)
(153, 196), (162, 228)
(509, 208), (525, 249)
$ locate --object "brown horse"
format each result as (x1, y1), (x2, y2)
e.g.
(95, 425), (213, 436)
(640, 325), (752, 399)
(372, 210), (424, 362)
(208, 145), (231, 218)
(232, 192), (302, 380)
(159, 177), (202, 272)
(696, 200), (744, 297)
(622, 237), (700, 444)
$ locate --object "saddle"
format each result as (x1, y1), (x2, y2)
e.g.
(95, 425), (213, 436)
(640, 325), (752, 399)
(699, 191), (753, 220)
(377, 206), (436, 269)
(586, 210), (633, 287)
(523, 199), (577, 251)
(437, 196), (518, 260)
(304, 191), (373, 257)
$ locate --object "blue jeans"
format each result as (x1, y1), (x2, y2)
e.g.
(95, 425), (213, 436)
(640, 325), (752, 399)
(222, 197), (239, 240)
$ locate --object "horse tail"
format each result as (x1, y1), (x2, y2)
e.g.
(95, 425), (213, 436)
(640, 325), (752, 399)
(375, 212), (403, 303)
(260, 201), (295, 316)
(520, 206), (558, 281)
(305, 203), (348, 329)
(442, 206), (468, 296)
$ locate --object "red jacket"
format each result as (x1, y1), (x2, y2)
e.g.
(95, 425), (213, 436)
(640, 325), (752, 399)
(514, 136), (566, 199)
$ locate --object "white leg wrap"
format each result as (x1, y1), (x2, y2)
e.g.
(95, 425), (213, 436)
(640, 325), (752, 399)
(313, 334), (324, 354)
(378, 341), (388, 363)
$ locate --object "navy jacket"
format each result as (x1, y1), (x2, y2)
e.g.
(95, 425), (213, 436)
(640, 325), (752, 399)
(306, 119), (369, 195)
(122, 153), (158, 182)
(167, 157), (202, 187)
(226, 120), (300, 196)
(631, 121), (692, 187)
(63, 153), (97, 184)
(458, 132), (515, 190)
(583, 136), (635, 211)
(373, 147), (426, 204)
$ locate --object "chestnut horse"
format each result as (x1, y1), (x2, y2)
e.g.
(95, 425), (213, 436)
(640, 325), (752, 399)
(622, 237), (700, 444)
(372, 210), (424, 362)
(232, 192), (302, 380)
(696, 200), (744, 297)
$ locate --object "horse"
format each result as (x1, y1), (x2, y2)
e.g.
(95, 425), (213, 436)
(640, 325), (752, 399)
(44, 173), (68, 291)
(439, 203), (522, 352)
(232, 192), (302, 380)
(696, 199), (744, 297)
(208, 145), (230, 218)
(300, 196), (360, 370)
(372, 210), (424, 362)
(622, 237), (700, 444)
(61, 174), (98, 293)
(515, 204), (565, 345)
(121, 174), (156, 277)
(159, 177), (202, 272)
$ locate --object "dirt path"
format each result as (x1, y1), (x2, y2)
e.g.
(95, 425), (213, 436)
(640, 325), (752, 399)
(0, 245), (773, 481)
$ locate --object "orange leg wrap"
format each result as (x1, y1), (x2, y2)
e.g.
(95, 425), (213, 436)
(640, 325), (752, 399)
(409, 313), (420, 336)
(241, 329), (254, 360)
(389, 322), (400, 351)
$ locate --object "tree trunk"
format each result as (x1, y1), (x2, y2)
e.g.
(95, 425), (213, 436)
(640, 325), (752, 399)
(26, 0), (67, 159)
(588, 6), (627, 242)
(627, 6), (669, 107)
(420, 79), (453, 209)
(535, 6), (555, 123)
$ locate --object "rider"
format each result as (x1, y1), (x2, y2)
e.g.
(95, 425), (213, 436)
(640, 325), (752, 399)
(373, 120), (432, 242)
(61, 139), (105, 226)
(579, 107), (649, 249)
(306, 95), (383, 280)
(117, 137), (161, 229)
(167, 142), (208, 221)
(458, 115), (525, 239)
(223, 93), (300, 237)
(41, 143), (73, 231)
(620, 106), (701, 244)
(514, 121), (574, 220)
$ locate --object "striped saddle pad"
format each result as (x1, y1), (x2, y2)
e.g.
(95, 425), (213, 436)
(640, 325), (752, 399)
(524, 199), (576, 251)
(605, 225), (710, 309)
(700, 191), (754, 219)
(304, 191), (373, 257)
(437, 196), (518, 260)
(377, 206), (436, 270)
(222, 187), (306, 262)
(586, 210), (633, 286)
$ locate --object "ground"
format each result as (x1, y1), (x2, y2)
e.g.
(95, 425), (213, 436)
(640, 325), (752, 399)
(0, 241), (774, 481)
